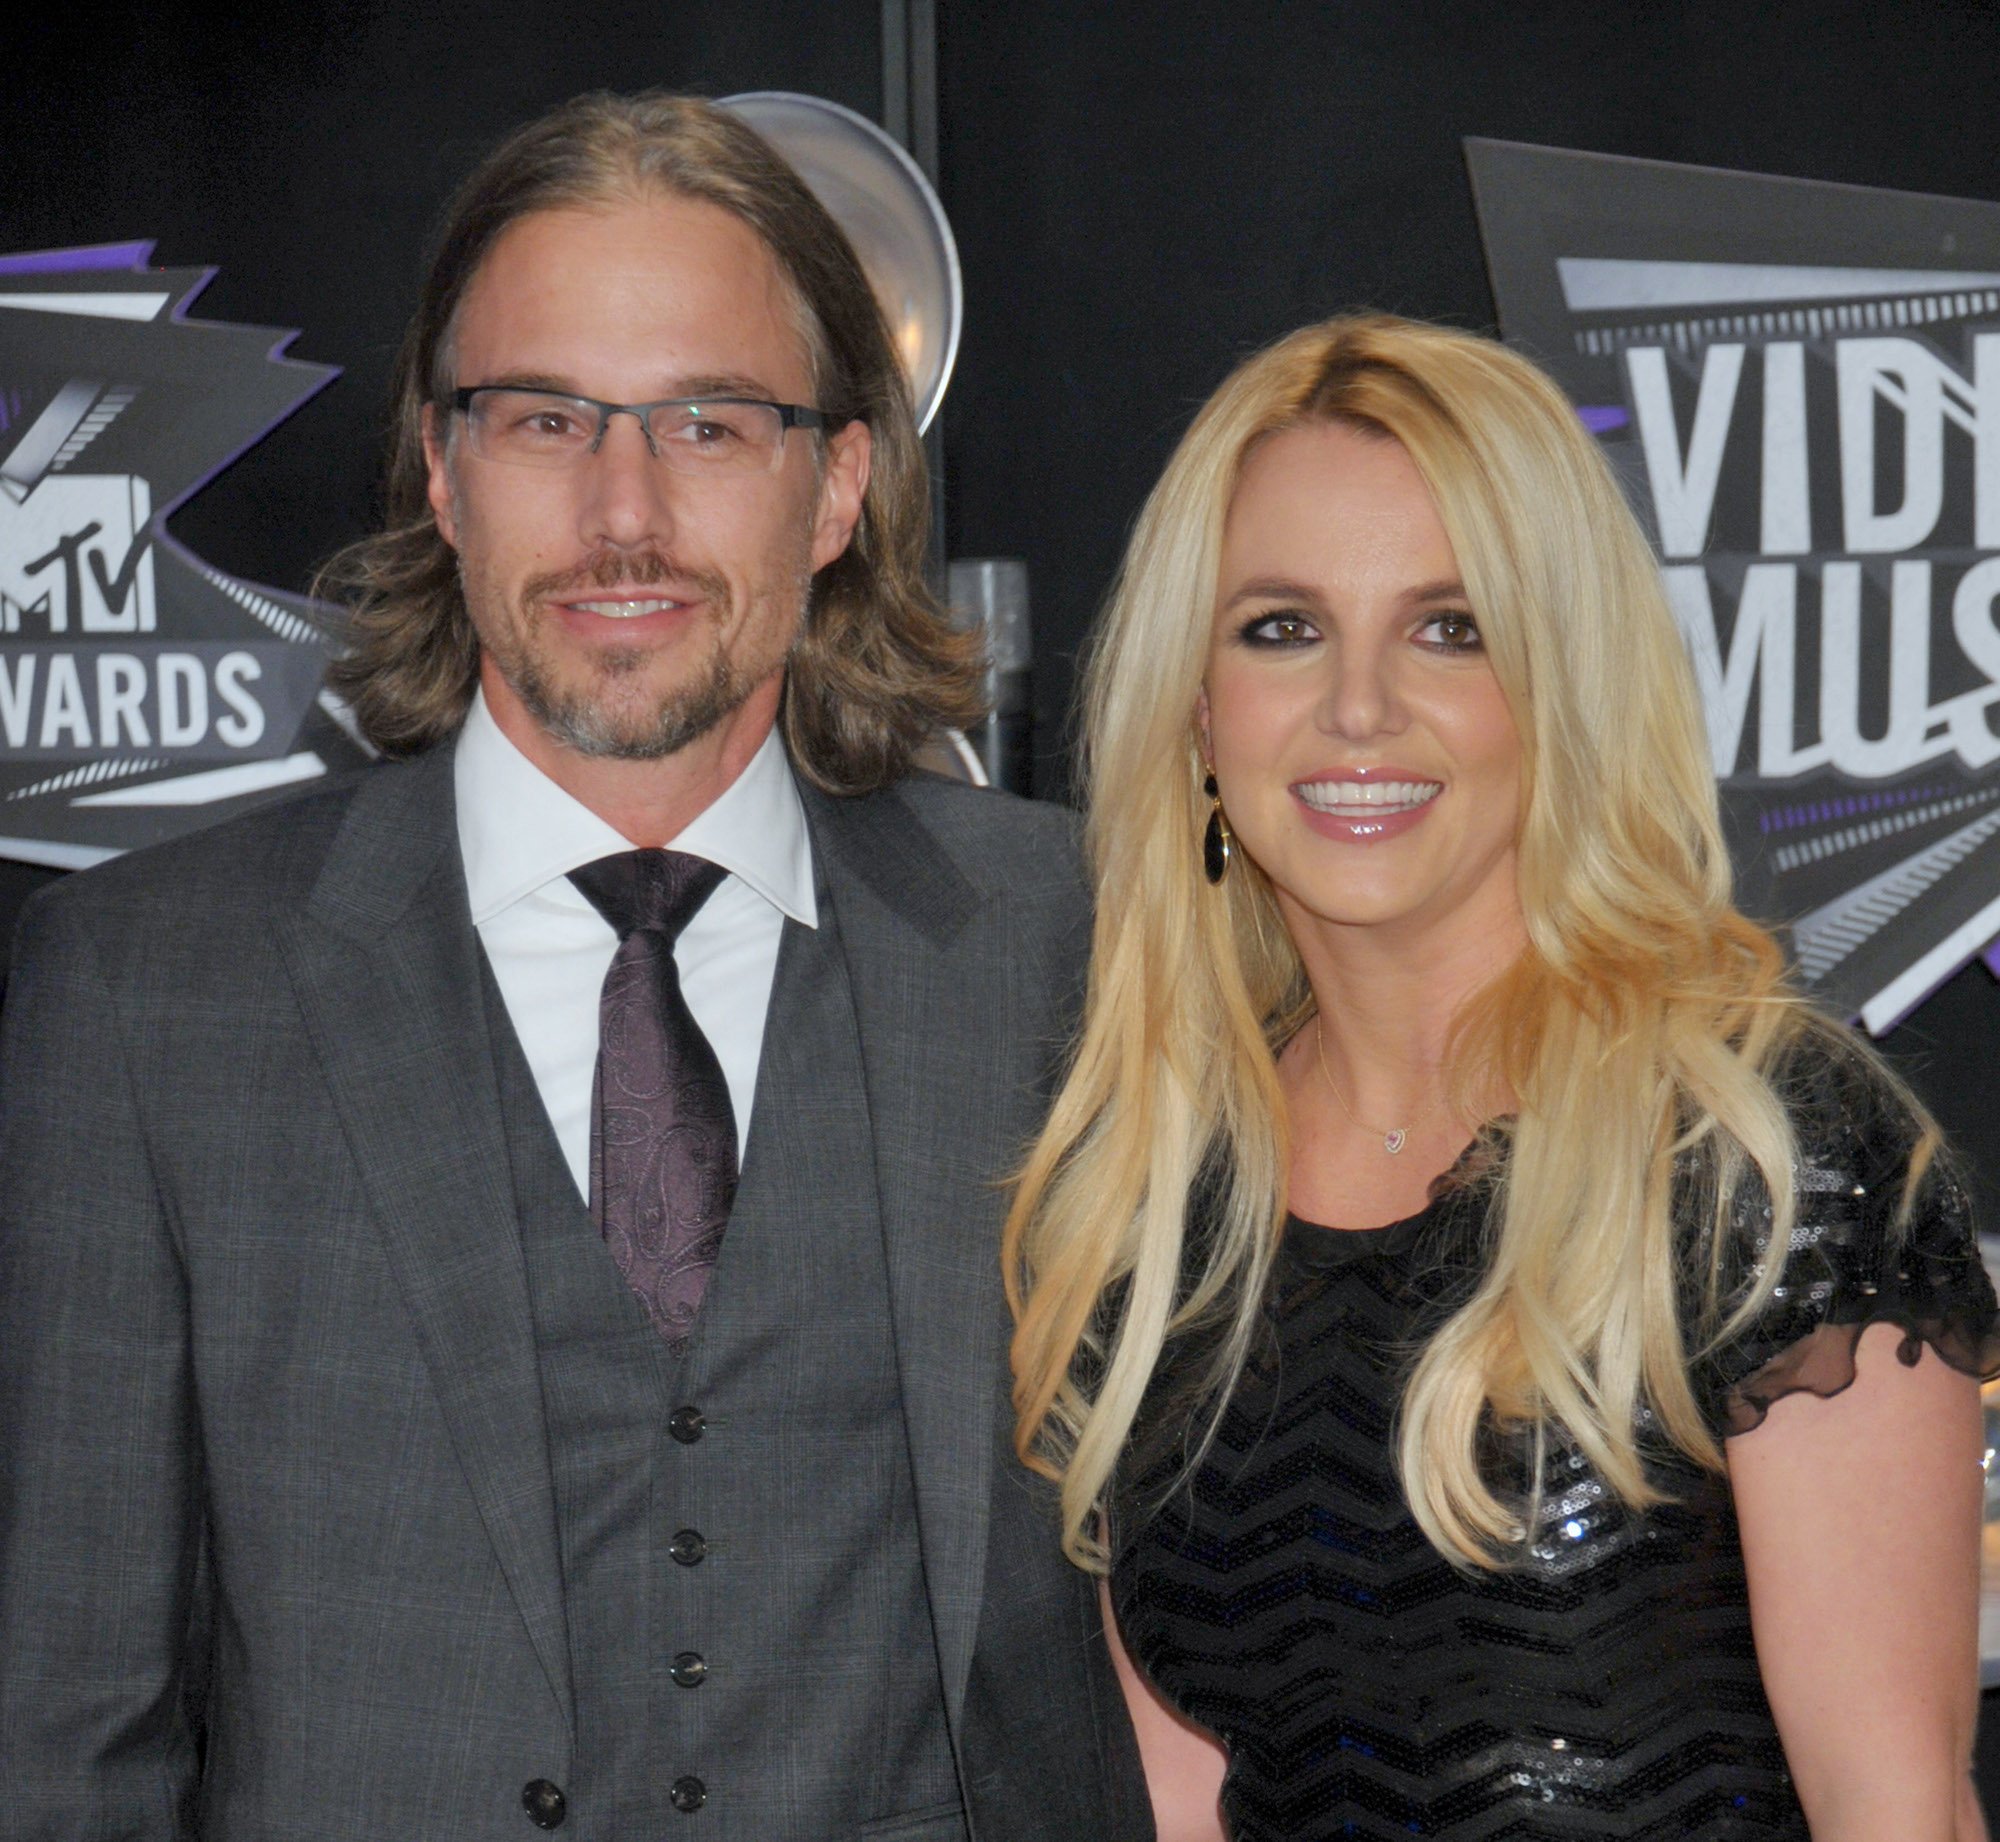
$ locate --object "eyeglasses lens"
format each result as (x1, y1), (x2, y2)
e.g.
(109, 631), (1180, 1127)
(463, 392), (787, 474)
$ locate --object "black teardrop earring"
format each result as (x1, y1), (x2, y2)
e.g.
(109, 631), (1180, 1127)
(1202, 772), (1232, 885)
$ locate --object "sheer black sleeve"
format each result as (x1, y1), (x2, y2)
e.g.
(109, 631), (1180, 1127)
(1696, 1033), (2000, 1439)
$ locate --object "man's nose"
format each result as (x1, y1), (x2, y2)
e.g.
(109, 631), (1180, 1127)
(575, 411), (678, 551)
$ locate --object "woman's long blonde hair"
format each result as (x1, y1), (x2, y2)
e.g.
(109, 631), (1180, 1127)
(1006, 314), (1856, 1570)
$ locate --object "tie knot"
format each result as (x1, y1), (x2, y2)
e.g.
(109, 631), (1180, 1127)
(569, 849), (728, 945)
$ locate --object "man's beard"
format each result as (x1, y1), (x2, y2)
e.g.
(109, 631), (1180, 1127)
(510, 632), (744, 761)
(477, 547), (807, 761)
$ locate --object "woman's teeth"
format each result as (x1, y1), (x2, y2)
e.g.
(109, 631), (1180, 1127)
(1294, 780), (1441, 814)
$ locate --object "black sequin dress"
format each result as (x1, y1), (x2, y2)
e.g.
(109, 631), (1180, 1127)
(1111, 1047), (1999, 1840)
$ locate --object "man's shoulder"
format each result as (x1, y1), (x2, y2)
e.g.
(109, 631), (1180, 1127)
(868, 771), (1081, 876)
(816, 773), (1086, 923)
(15, 754), (435, 948)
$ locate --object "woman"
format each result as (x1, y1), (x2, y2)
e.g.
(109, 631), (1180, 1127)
(1006, 315), (1998, 1840)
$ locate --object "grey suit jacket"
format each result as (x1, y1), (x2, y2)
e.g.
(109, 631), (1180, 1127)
(0, 745), (1151, 1842)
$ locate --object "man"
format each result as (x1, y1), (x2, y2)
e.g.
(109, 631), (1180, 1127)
(0, 93), (1150, 1841)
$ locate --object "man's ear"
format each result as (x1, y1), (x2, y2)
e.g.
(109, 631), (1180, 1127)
(422, 403), (460, 550)
(809, 418), (872, 571)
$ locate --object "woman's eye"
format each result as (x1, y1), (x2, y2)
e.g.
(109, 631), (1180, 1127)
(1240, 612), (1319, 647)
(1418, 612), (1483, 652)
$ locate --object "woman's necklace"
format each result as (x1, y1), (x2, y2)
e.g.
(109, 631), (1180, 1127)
(1313, 1017), (1446, 1156)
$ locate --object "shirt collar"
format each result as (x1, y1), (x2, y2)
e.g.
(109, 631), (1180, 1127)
(454, 686), (817, 929)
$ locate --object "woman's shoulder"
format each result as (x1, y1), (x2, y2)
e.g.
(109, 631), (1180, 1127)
(1694, 1016), (1996, 1437)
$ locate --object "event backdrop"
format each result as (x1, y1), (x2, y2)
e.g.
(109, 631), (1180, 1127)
(1473, 142), (2000, 1034)
(3, 1), (1998, 1240)
(0, 249), (363, 864)
(5, 0), (2000, 1786)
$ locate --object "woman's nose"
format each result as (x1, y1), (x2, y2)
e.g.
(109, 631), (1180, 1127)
(1317, 638), (1406, 741)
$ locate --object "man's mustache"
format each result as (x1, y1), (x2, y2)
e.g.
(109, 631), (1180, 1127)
(522, 548), (731, 610)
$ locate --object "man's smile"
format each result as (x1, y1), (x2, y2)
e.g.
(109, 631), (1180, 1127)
(566, 595), (694, 618)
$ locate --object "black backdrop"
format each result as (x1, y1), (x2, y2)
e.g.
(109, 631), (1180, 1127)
(6, 0), (2000, 1764)
(9, 0), (1994, 1212)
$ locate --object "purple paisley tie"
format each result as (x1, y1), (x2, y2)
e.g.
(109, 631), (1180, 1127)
(569, 849), (736, 1352)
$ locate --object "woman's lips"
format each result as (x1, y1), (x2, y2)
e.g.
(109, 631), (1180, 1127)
(1290, 775), (1442, 841)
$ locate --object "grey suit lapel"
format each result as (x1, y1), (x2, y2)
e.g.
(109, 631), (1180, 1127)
(800, 784), (1012, 1728)
(272, 748), (574, 1737)
(710, 883), (882, 1339)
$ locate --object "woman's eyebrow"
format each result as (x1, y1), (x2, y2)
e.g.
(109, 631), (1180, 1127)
(1219, 574), (1471, 611)
(1219, 575), (1325, 611)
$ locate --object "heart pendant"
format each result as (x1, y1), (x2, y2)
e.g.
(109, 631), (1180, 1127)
(1383, 1128), (1407, 1155)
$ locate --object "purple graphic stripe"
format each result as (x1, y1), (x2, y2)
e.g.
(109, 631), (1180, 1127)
(143, 261), (341, 543)
(1577, 405), (1629, 433)
(1760, 784), (1952, 835)
(0, 241), (156, 276)
(1985, 937), (2000, 980)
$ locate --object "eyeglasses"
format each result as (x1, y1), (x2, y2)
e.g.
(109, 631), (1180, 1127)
(450, 385), (832, 475)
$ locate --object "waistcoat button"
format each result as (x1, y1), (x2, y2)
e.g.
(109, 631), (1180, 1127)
(670, 1775), (707, 1813)
(671, 1651), (708, 1687)
(521, 1779), (567, 1829)
(668, 1405), (705, 1444)
(669, 1527), (708, 1565)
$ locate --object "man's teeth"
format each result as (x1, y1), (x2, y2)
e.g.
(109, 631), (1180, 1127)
(574, 598), (680, 618)
(1295, 780), (1441, 814)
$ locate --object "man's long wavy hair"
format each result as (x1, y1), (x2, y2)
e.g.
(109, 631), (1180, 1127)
(1005, 315), (1932, 1572)
(316, 91), (980, 790)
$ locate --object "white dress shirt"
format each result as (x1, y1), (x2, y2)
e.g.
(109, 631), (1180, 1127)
(454, 687), (817, 1205)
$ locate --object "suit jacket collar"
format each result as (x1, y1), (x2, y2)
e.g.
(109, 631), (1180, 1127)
(801, 777), (980, 945)
(297, 744), (461, 940)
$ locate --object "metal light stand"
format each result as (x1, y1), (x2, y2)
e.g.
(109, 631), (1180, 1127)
(880, 0), (947, 588)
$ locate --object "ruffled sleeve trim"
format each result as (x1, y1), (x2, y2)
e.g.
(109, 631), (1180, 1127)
(1693, 1028), (1997, 1441)
(1720, 1301), (2000, 1437)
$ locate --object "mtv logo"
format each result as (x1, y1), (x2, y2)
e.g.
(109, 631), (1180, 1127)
(0, 473), (157, 636)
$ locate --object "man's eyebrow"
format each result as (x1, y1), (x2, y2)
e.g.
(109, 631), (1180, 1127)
(461, 372), (785, 403)
(460, 371), (583, 395)
(667, 373), (787, 402)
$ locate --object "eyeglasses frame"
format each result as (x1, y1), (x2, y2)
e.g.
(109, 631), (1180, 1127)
(448, 384), (834, 472)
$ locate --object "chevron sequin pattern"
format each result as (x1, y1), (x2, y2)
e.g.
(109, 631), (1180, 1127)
(1113, 1054), (1998, 1839)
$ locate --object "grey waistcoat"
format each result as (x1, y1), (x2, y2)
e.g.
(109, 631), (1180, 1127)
(483, 893), (961, 1841)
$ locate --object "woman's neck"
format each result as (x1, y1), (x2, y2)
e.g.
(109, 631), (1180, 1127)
(1277, 888), (1524, 1230)
(1286, 886), (1521, 1112)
